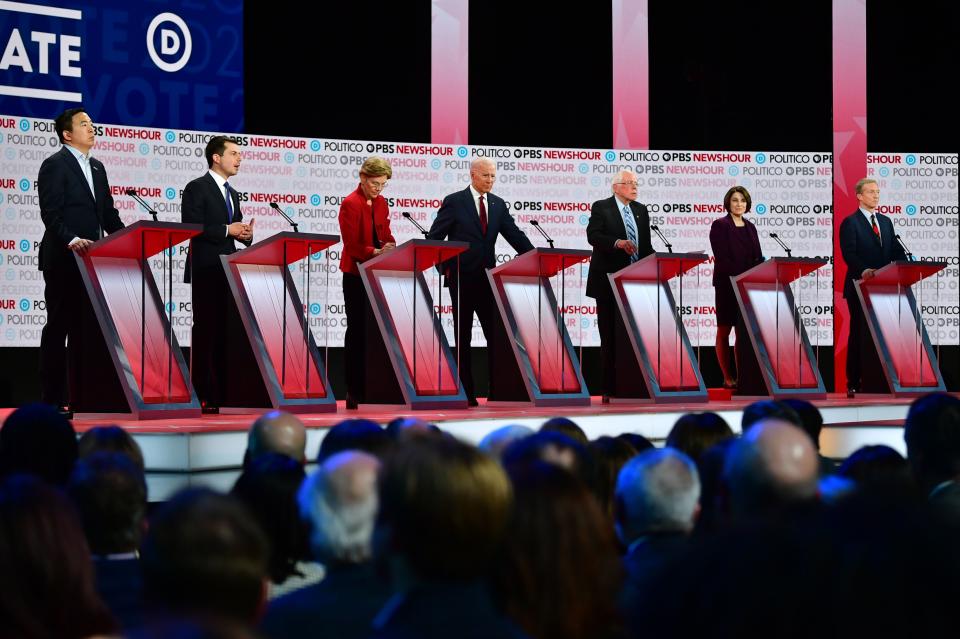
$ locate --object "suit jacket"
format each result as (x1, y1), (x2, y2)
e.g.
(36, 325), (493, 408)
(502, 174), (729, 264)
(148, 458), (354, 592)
(181, 172), (251, 282)
(839, 209), (906, 299)
(93, 556), (144, 631)
(708, 214), (763, 285)
(427, 187), (534, 282)
(585, 196), (654, 301)
(338, 185), (396, 275)
(37, 146), (124, 271)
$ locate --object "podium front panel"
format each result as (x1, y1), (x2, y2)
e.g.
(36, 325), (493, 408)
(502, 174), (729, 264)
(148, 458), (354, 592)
(742, 282), (819, 389)
(90, 256), (191, 404)
(861, 284), (940, 389)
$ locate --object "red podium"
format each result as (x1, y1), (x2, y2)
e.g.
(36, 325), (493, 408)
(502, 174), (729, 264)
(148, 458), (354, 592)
(487, 248), (591, 406)
(75, 221), (202, 419)
(855, 260), (948, 396)
(733, 257), (828, 399)
(609, 252), (708, 402)
(222, 232), (339, 413)
(359, 239), (469, 409)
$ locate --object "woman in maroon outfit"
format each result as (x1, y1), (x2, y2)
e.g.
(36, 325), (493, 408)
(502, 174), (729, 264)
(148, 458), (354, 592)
(709, 186), (763, 389)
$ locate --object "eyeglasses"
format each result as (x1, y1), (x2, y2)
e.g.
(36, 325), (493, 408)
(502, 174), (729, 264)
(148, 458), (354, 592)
(366, 180), (388, 190)
(615, 181), (639, 187)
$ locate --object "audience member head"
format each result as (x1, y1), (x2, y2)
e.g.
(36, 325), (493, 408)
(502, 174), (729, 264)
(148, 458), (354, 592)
(0, 402), (78, 486)
(246, 411), (306, 466)
(615, 448), (701, 545)
(540, 417), (588, 445)
(617, 432), (655, 453)
(741, 400), (802, 432)
(230, 452), (309, 584)
(68, 451), (147, 554)
(724, 419), (819, 519)
(0, 474), (116, 638)
(501, 431), (588, 479)
(299, 450), (381, 565)
(78, 424), (145, 469)
(376, 437), (511, 582)
(478, 424), (534, 460)
(141, 488), (269, 625)
(781, 399), (824, 451)
(693, 438), (737, 535)
(494, 462), (622, 639)
(836, 445), (917, 500)
(385, 416), (440, 441)
(903, 392), (960, 492)
(666, 411), (735, 461)
(318, 418), (391, 462)
(587, 435), (638, 518)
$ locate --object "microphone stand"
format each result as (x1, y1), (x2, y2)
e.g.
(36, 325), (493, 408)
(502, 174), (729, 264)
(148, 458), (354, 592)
(269, 202), (299, 233)
(895, 234), (915, 261)
(125, 189), (158, 221)
(650, 225), (673, 253)
(530, 219), (554, 248)
(402, 212), (429, 237)
(769, 232), (793, 257)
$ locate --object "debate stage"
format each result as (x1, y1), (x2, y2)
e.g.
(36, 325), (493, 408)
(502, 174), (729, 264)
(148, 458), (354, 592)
(1, 394), (926, 501)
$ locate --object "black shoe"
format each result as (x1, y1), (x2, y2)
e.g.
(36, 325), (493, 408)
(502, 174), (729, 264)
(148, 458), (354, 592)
(57, 405), (74, 419)
(467, 397), (479, 407)
(345, 395), (359, 410)
(846, 388), (858, 399)
(201, 404), (219, 414)
(601, 395), (611, 404)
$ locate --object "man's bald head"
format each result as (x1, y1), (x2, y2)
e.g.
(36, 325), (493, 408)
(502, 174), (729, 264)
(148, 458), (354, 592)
(247, 411), (307, 464)
(724, 419), (818, 517)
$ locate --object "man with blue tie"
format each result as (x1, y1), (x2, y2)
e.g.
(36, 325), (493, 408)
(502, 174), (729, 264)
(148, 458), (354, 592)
(37, 108), (126, 414)
(181, 136), (254, 412)
(428, 158), (534, 406)
(839, 177), (906, 396)
(586, 170), (654, 402)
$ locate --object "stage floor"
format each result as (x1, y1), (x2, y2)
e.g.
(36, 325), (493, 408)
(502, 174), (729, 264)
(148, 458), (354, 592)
(0, 394), (924, 500)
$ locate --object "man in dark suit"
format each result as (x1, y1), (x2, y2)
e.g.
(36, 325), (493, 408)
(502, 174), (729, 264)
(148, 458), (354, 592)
(37, 108), (125, 412)
(181, 136), (254, 412)
(427, 158), (534, 406)
(586, 170), (654, 401)
(839, 177), (906, 395)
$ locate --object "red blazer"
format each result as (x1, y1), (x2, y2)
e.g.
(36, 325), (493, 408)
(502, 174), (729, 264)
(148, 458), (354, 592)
(338, 185), (396, 275)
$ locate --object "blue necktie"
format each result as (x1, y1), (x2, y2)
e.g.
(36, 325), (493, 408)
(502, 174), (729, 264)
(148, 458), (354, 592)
(623, 204), (639, 263)
(224, 182), (234, 223)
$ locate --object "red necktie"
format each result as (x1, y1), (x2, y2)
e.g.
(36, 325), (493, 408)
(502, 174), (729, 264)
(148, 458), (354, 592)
(478, 194), (488, 234)
(871, 214), (881, 243)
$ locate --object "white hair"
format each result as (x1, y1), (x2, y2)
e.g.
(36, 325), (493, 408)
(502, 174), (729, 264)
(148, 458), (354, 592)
(471, 157), (495, 172)
(615, 448), (700, 544)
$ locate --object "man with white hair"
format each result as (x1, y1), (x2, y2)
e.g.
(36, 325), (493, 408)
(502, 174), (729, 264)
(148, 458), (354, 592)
(260, 450), (390, 639)
(428, 158), (534, 406)
(615, 448), (700, 609)
(586, 170), (654, 402)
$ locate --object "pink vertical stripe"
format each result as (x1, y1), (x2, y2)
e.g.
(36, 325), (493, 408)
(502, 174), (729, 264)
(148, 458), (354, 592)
(612, 0), (649, 149)
(431, 0), (469, 144)
(832, 0), (868, 393)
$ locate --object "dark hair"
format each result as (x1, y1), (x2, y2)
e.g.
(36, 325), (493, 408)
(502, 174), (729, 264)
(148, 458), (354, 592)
(617, 433), (655, 453)
(781, 399), (824, 450)
(723, 185), (752, 214)
(741, 400), (802, 431)
(67, 452), (147, 554)
(78, 425), (145, 470)
(837, 445), (917, 499)
(493, 462), (622, 639)
(540, 417), (588, 445)
(141, 488), (269, 623)
(502, 431), (590, 483)
(384, 416), (441, 441)
(0, 474), (117, 638)
(667, 412), (735, 461)
(586, 436), (638, 519)
(692, 438), (737, 536)
(54, 107), (87, 144)
(318, 419), (392, 462)
(204, 135), (240, 168)
(0, 402), (78, 486)
(377, 437), (511, 581)
(230, 452), (309, 583)
(903, 392), (960, 487)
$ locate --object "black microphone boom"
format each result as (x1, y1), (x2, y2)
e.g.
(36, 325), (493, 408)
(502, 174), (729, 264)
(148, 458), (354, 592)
(269, 202), (299, 233)
(530, 219), (554, 248)
(649, 225), (673, 253)
(895, 234), (915, 261)
(125, 188), (158, 221)
(768, 232), (793, 257)
(402, 212), (429, 237)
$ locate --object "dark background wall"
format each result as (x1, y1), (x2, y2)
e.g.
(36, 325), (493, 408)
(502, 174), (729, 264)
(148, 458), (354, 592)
(2, 1), (957, 405)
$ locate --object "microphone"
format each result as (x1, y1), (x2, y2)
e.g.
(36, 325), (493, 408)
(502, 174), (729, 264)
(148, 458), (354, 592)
(269, 202), (299, 233)
(125, 188), (158, 222)
(768, 232), (793, 257)
(895, 234), (915, 261)
(649, 225), (673, 253)
(530, 219), (555, 248)
(402, 212), (428, 237)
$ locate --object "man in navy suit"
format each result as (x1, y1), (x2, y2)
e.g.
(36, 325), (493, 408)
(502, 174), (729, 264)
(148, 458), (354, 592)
(586, 170), (654, 401)
(427, 158), (534, 405)
(37, 108), (125, 411)
(181, 136), (254, 412)
(839, 177), (906, 395)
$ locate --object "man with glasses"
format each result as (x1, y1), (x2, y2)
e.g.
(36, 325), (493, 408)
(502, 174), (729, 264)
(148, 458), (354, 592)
(586, 170), (654, 403)
(428, 158), (534, 406)
(839, 177), (906, 396)
(338, 157), (396, 409)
